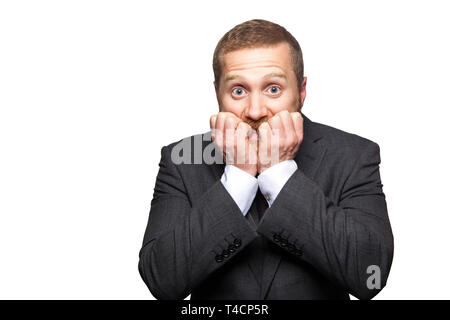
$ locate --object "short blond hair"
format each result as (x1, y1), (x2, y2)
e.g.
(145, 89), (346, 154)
(213, 19), (304, 91)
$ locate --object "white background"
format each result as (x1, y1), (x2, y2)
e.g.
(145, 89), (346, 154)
(1, 0), (449, 299)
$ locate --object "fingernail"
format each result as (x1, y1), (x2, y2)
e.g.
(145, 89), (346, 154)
(247, 129), (258, 141)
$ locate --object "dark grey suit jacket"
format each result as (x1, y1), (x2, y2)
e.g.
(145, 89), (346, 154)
(138, 114), (394, 300)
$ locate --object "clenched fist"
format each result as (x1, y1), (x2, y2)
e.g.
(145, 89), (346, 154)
(210, 111), (303, 177)
(257, 111), (303, 174)
(210, 112), (258, 177)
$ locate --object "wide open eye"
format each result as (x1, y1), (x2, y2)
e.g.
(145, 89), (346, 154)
(231, 87), (246, 97)
(267, 86), (281, 95)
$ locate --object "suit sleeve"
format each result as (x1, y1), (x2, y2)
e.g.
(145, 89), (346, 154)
(257, 141), (394, 300)
(138, 145), (258, 300)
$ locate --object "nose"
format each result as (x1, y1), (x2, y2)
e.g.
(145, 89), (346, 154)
(243, 93), (268, 121)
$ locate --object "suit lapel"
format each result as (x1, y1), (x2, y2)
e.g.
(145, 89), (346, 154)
(260, 114), (327, 299)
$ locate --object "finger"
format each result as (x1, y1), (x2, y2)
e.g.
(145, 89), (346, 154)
(221, 111), (241, 124)
(235, 122), (248, 165)
(237, 121), (256, 153)
(291, 112), (303, 143)
(257, 122), (271, 165)
(225, 116), (237, 137)
(215, 112), (227, 133)
(214, 112), (229, 150)
(236, 121), (251, 138)
(224, 117), (237, 162)
(216, 112), (240, 131)
(242, 122), (258, 165)
(279, 110), (296, 147)
(227, 112), (241, 123)
(257, 121), (272, 139)
(210, 114), (217, 139)
(268, 114), (282, 139)
(210, 114), (217, 129)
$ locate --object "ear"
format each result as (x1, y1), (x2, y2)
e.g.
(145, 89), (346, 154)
(299, 76), (307, 109)
(214, 81), (222, 111)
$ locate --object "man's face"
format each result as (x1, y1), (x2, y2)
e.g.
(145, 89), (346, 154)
(215, 42), (306, 130)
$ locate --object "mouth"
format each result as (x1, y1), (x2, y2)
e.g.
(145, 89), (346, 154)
(247, 129), (259, 141)
(243, 116), (269, 131)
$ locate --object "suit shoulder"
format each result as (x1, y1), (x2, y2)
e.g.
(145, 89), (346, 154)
(162, 132), (209, 152)
(310, 119), (379, 153)
(159, 132), (213, 166)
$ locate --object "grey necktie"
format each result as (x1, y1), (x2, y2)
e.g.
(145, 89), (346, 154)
(255, 188), (269, 221)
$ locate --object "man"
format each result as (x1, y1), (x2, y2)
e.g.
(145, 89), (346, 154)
(138, 19), (394, 300)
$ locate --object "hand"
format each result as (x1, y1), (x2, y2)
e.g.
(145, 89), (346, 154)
(257, 110), (303, 174)
(210, 112), (258, 177)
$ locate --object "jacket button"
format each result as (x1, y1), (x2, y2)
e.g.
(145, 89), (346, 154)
(228, 244), (236, 253)
(222, 249), (230, 258)
(280, 238), (288, 247)
(273, 234), (281, 242)
(233, 238), (242, 247)
(215, 254), (224, 262)
(287, 244), (295, 252)
(295, 249), (303, 256)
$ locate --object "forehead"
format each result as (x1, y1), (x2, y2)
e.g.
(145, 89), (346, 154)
(221, 42), (293, 76)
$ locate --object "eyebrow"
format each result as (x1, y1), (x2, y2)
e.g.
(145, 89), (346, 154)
(224, 72), (287, 83)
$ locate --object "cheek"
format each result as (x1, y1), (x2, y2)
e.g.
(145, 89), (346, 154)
(220, 95), (246, 114)
(265, 92), (299, 112)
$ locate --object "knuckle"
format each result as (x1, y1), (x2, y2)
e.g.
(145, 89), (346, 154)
(286, 137), (295, 147)
(281, 111), (290, 120)
(268, 117), (276, 126)
(226, 116), (236, 125)
(216, 114), (225, 126)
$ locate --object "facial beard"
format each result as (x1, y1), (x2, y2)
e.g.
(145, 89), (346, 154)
(239, 97), (303, 131)
(242, 116), (269, 131)
(240, 98), (302, 130)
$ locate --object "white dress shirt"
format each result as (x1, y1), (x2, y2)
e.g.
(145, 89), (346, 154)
(220, 160), (298, 216)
